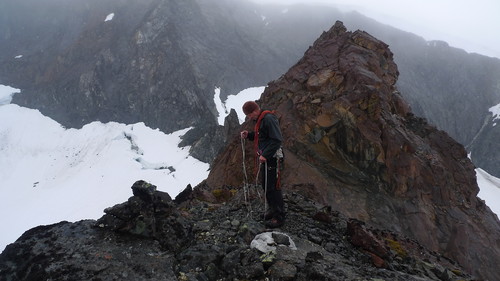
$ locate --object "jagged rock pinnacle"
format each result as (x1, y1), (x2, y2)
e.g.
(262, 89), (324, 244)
(205, 21), (500, 281)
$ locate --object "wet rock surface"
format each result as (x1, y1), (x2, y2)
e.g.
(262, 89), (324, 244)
(0, 181), (475, 281)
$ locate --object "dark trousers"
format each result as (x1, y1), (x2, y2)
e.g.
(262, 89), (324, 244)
(260, 157), (285, 221)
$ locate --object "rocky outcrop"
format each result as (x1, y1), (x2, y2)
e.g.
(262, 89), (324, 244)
(205, 21), (500, 281)
(343, 14), (500, 170)
(390, 38), (500, 178)
(0, 180), (475, 280)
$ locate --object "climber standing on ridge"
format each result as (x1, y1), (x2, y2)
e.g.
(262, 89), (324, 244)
(240, 101), (285, 228)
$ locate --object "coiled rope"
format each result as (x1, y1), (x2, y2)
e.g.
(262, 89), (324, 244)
(241, 137), (264, 217)
(241, 137), (250, 205)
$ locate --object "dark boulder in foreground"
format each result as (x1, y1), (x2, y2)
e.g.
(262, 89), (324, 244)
(0, 180), (475, 281)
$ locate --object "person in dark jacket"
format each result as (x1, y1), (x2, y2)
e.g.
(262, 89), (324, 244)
(240, 101), (285, 228)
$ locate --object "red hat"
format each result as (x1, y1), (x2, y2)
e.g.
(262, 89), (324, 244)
(242, 101), (260, 115)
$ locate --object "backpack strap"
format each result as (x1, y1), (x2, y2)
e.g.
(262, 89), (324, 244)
(253, 110), (274, 174)
(253, 110), (274, 157)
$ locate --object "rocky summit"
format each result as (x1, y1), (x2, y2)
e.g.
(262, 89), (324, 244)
(206, 21), (500, 280)
(1, 20), (500, 281)
(0, 180), (476, 281)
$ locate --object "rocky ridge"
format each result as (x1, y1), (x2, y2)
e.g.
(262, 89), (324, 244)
(0, 181), (476, 281)
(343, 14), (500, 172)
(206, 21), (500, 280)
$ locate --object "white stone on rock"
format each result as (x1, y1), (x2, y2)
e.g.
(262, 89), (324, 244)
(250, 231), (297, 253)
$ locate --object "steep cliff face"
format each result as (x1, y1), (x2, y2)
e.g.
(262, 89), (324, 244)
(394, 42), (500, 146)
(206, 22), (500, 281)
(0, 0), (332, 133)
(467, 106), (500, 175)
(342, 13), (500, 177)
(391, 41), (500, 178)
(343, 13), (500, 145)
(0, 0), (336, 162)
(3, 0), (216, 133)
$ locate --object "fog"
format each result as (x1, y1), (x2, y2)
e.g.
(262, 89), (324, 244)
(251, 0), (500, 59)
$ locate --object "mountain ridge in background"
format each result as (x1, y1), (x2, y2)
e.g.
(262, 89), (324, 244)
(2, 0), (499, 175)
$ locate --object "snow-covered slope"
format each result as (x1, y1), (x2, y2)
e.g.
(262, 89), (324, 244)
(0, 86), (209, 252)
(477, 168), (500, 216)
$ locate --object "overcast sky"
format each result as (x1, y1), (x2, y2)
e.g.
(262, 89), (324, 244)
(251, 0), (500, 59)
